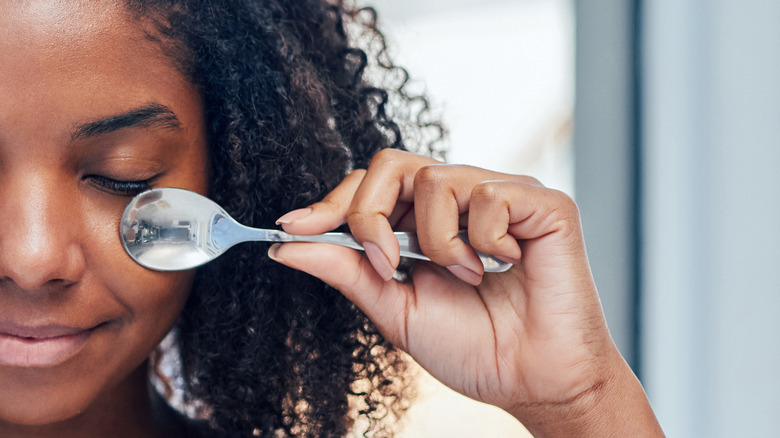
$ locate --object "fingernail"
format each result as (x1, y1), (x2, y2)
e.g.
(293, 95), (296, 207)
(267, 243), (284, 262)
(447, 265), (483, 286)
(363, 242), (395, 281)
(275, 208), (312, 225)
(496, 255), (522, 265)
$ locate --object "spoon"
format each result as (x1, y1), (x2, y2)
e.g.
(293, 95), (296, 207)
(120, 188), (513, 273)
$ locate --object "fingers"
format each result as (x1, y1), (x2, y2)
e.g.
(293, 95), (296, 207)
(412, 164), (486, 283)
(267, 240), (478, 354)
(274, 148), (580, 286)
(468, 181), (592, 295)
(276, 149), (440, 281)
(411, 165), (539, 284)
(267, 241), (411, 348)
(468, 180), (584, 256)
(466, 181), (526, 262)
(345, 150), (439, 274)
(276, 168), (367, 234)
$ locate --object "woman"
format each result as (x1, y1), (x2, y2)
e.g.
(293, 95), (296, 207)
(0, 0), (663, 436)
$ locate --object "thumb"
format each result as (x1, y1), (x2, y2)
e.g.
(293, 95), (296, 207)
(267, 242), (411, 347)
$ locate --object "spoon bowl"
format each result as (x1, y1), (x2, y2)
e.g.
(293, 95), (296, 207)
(120, 188), (513, 272)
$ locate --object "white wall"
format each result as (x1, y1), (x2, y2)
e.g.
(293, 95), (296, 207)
(642, 1), (780, 436)
(368, 0), (574, 193)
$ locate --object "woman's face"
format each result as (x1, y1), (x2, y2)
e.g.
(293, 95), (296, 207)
(0, 0), (208, 426)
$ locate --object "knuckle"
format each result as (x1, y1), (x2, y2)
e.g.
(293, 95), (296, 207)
(413, 164), (449, 189)
(544, 189), (582, 238)
(345, 209), (372, 227)
(550, 189), (579, 219)
(471, 181), (503, 203)
(519, 175), (544, 187)
(370, 148), (403, 168)
(468, 224), (507, 252)
(345, 209), (384, 235)
(468, 233), (497, 252)
(417, 238), (454, 261)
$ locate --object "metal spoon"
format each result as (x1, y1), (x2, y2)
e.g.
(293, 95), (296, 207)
(120, 187), (513, 273)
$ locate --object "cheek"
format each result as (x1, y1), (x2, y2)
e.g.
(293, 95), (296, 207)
(116, 271), (193, 369)
(84, 194), (194, 353)
(0, 193), (196, 426)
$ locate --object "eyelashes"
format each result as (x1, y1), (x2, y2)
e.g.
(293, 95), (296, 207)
(86, 175), (153, 196)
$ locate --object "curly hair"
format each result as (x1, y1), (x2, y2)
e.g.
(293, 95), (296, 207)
(126, 1), (444, 436)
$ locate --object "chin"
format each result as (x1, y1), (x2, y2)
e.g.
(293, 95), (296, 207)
(0, 379), (94, 428)
(0, 403), (86, 429)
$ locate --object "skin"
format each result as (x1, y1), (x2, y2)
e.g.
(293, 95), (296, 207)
(271, 149), (665, 436)
(0, 1), (208, 437)
(0, 1), (662, 437)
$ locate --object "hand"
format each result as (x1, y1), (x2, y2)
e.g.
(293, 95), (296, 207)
(269, 149), (662, 436)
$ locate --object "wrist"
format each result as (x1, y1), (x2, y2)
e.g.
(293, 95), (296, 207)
(509, 356), (664, 437)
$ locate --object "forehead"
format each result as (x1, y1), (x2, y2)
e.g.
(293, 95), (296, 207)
(1, 1), (140, 63)
(0, 0), (196, 144)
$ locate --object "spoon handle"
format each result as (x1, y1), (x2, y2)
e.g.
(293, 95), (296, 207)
(227, 225), (512, 273)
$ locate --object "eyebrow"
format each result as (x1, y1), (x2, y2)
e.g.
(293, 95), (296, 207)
(70, 103), (181, 141)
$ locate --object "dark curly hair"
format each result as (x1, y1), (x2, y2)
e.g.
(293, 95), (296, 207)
(126, 0), (444, 436)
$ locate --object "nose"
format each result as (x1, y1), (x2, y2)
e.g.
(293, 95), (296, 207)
(0, 174), (86, 290)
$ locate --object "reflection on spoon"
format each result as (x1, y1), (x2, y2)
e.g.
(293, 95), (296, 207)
(120, 188), (513, 272)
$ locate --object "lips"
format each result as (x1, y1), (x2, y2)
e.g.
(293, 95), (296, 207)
(0, 322), (95, 367)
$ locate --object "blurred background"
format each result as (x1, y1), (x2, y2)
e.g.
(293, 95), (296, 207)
(364, 0), (780, 436)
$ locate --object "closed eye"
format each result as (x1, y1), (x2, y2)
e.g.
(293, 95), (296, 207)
(86, 175), (153, 196)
